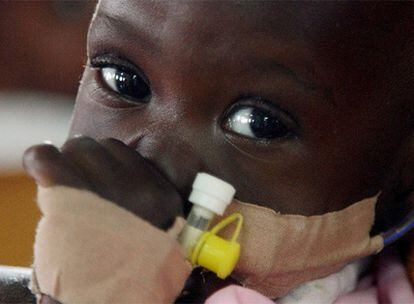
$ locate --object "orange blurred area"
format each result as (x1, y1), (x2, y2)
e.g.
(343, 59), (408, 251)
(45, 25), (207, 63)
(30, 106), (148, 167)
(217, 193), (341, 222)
(0, 93), (73, 266)
(0, 173), (39, 266)
(0, 1), (95, 266)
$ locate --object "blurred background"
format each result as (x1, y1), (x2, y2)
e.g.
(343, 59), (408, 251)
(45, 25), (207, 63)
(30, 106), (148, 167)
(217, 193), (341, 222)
(0, 1), (96, 266)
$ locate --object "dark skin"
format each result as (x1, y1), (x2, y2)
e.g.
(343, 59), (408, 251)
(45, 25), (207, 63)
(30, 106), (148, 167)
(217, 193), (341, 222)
(8, 1), (414, 303)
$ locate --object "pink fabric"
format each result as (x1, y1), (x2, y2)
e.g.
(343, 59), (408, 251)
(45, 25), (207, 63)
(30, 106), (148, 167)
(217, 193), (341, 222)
(336, 250), (414, 304)
(206, 286), (274, 304)
(207, 249), (414, 304)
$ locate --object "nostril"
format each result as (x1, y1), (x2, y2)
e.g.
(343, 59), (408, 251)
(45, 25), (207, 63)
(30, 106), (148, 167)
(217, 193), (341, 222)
(125, 133), (147, 149)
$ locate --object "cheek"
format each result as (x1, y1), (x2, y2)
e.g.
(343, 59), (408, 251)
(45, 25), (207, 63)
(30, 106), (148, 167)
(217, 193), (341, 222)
(218, 146), (338, 215)
(70, 69), (147, 141)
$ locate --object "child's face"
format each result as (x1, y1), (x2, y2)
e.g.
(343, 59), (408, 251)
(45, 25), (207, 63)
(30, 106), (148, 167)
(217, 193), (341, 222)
(71, 1), (413, 216)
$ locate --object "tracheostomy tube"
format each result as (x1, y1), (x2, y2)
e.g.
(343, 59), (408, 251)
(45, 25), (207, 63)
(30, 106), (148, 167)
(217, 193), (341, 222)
(178, 173), (243, 279)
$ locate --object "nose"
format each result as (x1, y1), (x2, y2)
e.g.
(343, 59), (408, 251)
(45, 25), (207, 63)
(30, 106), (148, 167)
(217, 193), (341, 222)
(130, 131), (205, 200)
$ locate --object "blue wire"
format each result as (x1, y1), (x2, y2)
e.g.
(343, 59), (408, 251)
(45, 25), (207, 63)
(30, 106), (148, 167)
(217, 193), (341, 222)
(382, 213), (414, 246)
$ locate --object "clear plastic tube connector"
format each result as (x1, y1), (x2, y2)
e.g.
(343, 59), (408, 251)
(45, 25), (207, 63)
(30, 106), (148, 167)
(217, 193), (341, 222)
(177, 173), (236, 258)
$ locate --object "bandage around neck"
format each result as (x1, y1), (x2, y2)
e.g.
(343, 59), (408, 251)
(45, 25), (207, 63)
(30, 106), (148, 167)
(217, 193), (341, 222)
(216, 196), (383, 298)
(32, 186), (191, 304)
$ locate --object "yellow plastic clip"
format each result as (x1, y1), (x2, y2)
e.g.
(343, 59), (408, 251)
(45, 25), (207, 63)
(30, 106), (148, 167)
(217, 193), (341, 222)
(190, 213), (243, 279)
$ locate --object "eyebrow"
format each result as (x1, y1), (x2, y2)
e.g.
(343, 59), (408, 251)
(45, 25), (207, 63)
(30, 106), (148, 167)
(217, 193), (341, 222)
(246, 56), (335, 107)
(91, 10), (162, 56)
(251, 57), (319, 92)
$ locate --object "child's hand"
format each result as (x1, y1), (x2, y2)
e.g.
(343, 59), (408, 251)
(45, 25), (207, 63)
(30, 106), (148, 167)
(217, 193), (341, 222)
(23, 137), (184, 230)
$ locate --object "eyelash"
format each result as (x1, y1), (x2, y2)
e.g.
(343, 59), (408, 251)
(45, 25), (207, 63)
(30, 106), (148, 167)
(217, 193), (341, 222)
(89, 55), (151, 107)
(221, 97), (299, 141)
(90, 54), (148, 80)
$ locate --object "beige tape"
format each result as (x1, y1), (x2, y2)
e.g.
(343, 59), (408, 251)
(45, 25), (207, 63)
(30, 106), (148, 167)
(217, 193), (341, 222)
(215, 196), (383, 298)
(32, 186), (191, 304)
(32, 185), (384, 302)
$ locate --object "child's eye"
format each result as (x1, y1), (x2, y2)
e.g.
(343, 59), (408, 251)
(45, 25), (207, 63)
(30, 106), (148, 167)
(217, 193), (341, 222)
(90, 55), (151, 104)
(222, 103), (295, 140)
(99, 66), (151, 102)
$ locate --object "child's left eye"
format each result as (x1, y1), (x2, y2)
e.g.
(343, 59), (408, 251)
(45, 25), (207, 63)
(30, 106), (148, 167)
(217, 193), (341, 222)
(222, 105), (293, 140)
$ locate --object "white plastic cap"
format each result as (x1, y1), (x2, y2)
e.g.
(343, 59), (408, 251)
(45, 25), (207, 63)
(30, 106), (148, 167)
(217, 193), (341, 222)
(188, 173), (236, 215)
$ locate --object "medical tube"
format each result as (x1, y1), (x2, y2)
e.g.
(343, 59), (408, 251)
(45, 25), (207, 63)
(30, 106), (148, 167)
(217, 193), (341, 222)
(178, 173), (236, 258)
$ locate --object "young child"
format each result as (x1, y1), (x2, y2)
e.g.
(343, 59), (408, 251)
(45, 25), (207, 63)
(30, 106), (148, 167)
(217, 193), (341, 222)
(7, 1), (414, 303)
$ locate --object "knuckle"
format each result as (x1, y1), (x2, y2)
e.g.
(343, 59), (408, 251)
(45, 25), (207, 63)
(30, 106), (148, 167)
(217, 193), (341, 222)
(100, 138), (125, 147)
(62, 136), (97, 152)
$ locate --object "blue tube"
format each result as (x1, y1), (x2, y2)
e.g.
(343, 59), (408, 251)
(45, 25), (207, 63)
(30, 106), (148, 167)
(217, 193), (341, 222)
(382, 209), (414, 246)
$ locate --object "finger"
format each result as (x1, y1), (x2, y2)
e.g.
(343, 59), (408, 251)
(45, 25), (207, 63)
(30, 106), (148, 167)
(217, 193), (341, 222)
(100, 138), (185, 228)
(61, 136), (124, 192)
(99, 137), (182, 191)
(99, 138), (176, 192)
(61, 137), (184, 229)
(98, 138), (137, 165)
(23, 144), (87, 189)
(99, 138), (158, 175)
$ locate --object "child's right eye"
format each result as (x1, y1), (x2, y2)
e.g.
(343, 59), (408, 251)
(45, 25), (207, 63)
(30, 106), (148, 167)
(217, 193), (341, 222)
(100, 67), (151, 101)
(91, 56), (151, 105)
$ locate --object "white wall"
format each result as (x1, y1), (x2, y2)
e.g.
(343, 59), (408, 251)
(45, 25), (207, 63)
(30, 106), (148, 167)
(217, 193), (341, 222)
(0, 92), (73, 172)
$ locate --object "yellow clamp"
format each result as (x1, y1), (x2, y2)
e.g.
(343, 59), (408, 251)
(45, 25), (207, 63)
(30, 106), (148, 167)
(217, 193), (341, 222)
(190, 213), (243, 279)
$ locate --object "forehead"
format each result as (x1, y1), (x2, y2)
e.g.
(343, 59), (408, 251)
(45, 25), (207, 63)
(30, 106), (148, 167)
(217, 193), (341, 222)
(94, 1), (408, 46)
(93, 1), (314, 59)
(93, 1), (412, 90)
(96, 1), (304, 32)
